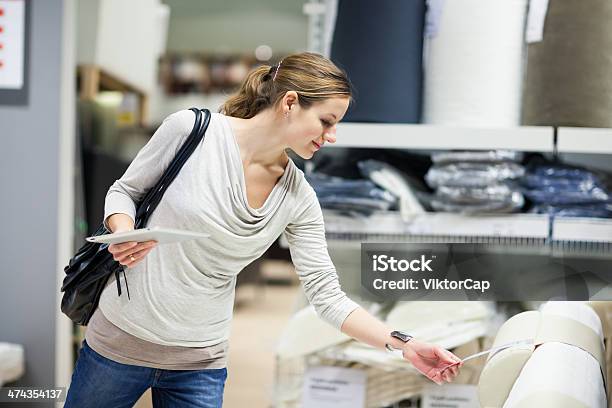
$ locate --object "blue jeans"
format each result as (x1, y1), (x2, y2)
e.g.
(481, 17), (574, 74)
(65, 340), (227, 408)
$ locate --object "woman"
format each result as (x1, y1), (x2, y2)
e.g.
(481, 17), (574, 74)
(65, 52), (462, 408)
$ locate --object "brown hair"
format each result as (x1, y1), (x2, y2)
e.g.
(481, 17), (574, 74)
(220, 52), (352, 119)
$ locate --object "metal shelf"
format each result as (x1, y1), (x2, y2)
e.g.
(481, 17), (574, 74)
(319, 211), (612, 246)
(322, 211), (550, 240)
(332, 123), (554, 152)
(552, 217), (612, 243)
(557, 127), (612, 154)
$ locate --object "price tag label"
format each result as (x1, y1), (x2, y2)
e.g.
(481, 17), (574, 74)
(302, 366), (366, 408)
(425, 0), (447, 38)
(526, 0), (550, 43)
(422, 384), (479, 408)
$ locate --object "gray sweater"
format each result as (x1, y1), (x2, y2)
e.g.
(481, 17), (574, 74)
(99, 109), (359, 347)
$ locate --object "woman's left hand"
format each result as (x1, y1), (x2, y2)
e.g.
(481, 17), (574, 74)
(402, 339), (463, 385)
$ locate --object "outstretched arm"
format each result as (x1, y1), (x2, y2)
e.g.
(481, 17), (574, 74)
(285, 184), (463, 384)
(340, 307), (463, 384)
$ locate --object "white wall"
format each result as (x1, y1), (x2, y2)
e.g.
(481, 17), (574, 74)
(77, 0), (168, 94)
(76, 0), (99, 63)
(0, 0), (73, 398)
(166, 11), (307, 54)
(149, 86), (229, 123)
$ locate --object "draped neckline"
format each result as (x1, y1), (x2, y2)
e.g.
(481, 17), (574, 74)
(221, 114), (293, 218)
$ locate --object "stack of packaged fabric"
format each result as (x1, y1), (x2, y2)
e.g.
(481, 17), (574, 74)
(522, 164), (612, 218)
(306, 172), (397, 215)
(425, 151), (525, 214)
(357, 159), (426, 220)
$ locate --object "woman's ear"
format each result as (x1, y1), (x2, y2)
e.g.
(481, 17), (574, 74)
(283, 91), (299, 112)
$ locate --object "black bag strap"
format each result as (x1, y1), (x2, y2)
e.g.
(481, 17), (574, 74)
(134, 108), (211, 228)
(112, 108), (210, 300)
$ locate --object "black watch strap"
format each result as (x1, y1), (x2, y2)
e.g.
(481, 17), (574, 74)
(385, 330), (413, 355)
(390, 330), (413, 343)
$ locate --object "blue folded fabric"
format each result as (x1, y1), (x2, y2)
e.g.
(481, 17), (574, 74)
(521, 165), (611, 205)
(529, 166), (600, 181)
(522, 187), (609, 205)
(306, 172), (397, 214)
(317, 196), (395, 214)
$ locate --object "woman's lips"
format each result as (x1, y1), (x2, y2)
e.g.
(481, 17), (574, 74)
(312, 141), (321, 150)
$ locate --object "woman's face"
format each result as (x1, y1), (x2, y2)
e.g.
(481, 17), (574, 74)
(284, 96), (350, 159)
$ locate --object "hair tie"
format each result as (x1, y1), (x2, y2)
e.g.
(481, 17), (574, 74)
(273, 60), (283, 81)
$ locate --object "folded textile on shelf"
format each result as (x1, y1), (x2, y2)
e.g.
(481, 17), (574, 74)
(425, 154), (525, 214)
(435, 184), (514, 204)
(426, 163), (525, 188)
(357, 159), (425, 221)
(523, 166), (604, 188)
(431, 191), (524, 214)
(522, 165), (612, 205)
(306, 172), (398, 214)
(306, 173), (397, 201)
(316, 196), (396, 213)
(521, 164), (612, 218)
(431, 150), (523, 165)
(522, 183), (609, 205)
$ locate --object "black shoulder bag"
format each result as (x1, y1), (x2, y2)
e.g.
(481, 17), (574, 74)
(61, 108), (211, 325)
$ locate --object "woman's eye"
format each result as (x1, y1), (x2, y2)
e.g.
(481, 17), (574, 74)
(321, 119), (332, 128)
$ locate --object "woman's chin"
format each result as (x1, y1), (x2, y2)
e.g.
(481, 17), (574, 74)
(295, 150), (315, 160)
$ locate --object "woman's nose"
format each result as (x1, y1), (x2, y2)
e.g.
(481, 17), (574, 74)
(322, 126), (337, 144)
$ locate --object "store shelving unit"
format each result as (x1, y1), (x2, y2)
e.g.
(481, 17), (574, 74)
(300, 0), (611, 246)
(334, 123), (555, 152)
(78, 64), (149, 127)
(552, 217), (612, 243)
(557, 127), (612, 154)
(322, 211), (550, 243)
(308, 122), (612, 304)
(322, 123), (612, 247)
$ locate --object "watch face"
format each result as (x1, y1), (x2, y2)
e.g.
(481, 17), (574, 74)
(391, 330), (412, 343)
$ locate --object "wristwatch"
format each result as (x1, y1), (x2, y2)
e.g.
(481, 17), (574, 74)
(385, 330), (414, 356)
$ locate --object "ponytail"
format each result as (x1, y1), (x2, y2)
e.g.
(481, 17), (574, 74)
(220, 52), (352, 119)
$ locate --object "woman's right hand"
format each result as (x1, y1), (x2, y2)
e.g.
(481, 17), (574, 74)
(104, 213), (157, 268)
(402, 339), (463, 385)
(108, 240), (157, 268)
